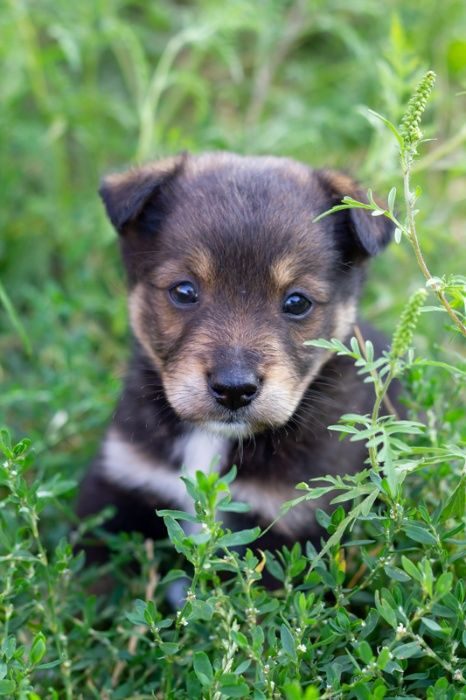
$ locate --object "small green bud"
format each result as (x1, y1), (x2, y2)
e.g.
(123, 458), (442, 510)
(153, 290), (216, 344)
(390, 288), (427, 359)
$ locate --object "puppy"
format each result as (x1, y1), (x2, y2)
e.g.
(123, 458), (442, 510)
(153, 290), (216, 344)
(77, 152), (395, 559)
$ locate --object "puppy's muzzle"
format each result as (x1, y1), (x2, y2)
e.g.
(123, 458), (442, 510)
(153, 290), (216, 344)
(208, 367), (260, 411)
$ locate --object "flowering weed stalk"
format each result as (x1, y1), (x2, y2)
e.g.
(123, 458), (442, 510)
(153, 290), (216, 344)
(315, 70), (466, 338)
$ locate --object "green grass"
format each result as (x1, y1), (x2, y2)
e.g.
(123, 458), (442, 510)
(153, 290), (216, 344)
(2, 0), (466, 455)
(0, 1), (465, 697)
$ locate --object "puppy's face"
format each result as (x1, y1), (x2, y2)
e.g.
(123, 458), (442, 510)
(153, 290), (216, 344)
(100, 153), (391, 437)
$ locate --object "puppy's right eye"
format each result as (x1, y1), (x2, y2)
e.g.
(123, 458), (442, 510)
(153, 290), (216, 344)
(169, 281), (199, 306)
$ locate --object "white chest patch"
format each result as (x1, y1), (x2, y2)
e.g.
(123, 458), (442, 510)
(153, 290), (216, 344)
(174, 430), (229, 479)
(101, 428), (229, 510)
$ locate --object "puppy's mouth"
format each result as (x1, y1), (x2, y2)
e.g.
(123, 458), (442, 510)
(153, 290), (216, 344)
(201, 419), (254, 439)
(199, 402), (263, 439)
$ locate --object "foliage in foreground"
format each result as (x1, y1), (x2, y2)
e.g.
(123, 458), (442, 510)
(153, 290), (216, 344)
(1, 423), (465, 698)
(1, 280), (465, 698)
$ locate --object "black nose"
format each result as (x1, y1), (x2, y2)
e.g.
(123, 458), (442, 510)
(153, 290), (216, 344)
(208, 369), (260, 410)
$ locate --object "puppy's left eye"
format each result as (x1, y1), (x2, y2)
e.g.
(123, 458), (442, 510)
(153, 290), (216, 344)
(169, 281), (199, 306)
(282, 292), (313, 317)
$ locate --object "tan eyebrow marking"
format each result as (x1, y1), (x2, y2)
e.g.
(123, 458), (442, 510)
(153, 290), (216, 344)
(185, 248), (214, 283)
(270, 255), (299, 289)
(152, 248), (214, 288)
(270, 256), (331, 303)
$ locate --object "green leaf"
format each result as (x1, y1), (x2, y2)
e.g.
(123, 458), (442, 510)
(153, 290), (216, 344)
(365, 108), (404, 147)
(164, 516), (189, 554)
(374, 590), (397, 628)
(0, 681), (16, 695)
(0, 279), (32, 355)
(440, 476), (465, 521)
(376, 647), (391, 670)
(190, 600), (213, 621)
(251, 625), (264, 653)
(217, 527), (260, 548)
(404, 524), (437, 545)
(357, 640), (373, 664)
(156, 509), (198, 522)
(387, 186), (396, 213)
(381, 435), (398, 497)
(159, 569), (189, 585)
(373, 685), (387, 700)
(217, 498), (250, 513)
(126, 600), (146, 626)
(219, 680), (250, 697)
(37, 477), (76, 499)
(342, 196), (375, 210)
(193, 651), (213, 687)
(360, 490), (379, 516)
(159, 642), (180, 655)
(234, 660), (251, 675)
(435, 572), (453, 598)
(384, 565), (411, 582)
(2, 637), (16, 660)
(313, 203), (365, 223)
(265, 556), (285, 582)
(401, 556), (422, 582)
(421, 617), (442, 632)
(30, 632), (46, 665)
(280, 624), (297, 661)
(36, 659), (62, 670)
(231, 631), (248, 648)
(284, 682), (302, 700)
(221, 465), (237, 485)
(393, 642), (423, 658)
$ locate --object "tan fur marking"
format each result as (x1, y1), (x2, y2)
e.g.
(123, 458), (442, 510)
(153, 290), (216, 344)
(270, 258), (331, 302)
(321, 169), (387, 211)
(296, 352), (333, 397)
(151, 259), (185, 288)
(321, 170), (358, 197)
(270, 255), (300, 289)
(152, 250), (213, 287)
(332, 300), (357, 342)
(185, 248), (214, 283)
(128, 283), (163, 371)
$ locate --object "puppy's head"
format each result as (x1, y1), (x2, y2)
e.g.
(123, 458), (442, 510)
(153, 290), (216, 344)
(100, 152), (392, 438)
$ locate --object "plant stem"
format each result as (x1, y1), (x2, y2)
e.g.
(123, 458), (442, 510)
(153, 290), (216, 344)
(368, 370), (395, 473)
(29, 511), (73, 700)
(354, 325), (399, 418)
(402, 160), (466, 337)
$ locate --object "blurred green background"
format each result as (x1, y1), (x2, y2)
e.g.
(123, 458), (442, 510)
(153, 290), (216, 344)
(1, 0), (465, 479)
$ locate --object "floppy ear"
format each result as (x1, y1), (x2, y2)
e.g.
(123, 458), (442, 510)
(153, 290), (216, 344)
(316, 169), (393, 257)
(99, 154), (186, 234)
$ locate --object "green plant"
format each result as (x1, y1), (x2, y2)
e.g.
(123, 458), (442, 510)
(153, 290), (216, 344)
(1, 185), (465, 696)
(1, 3), (466, 698)
(316, 70), (466, 338)
(1, 366), (465, 697)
